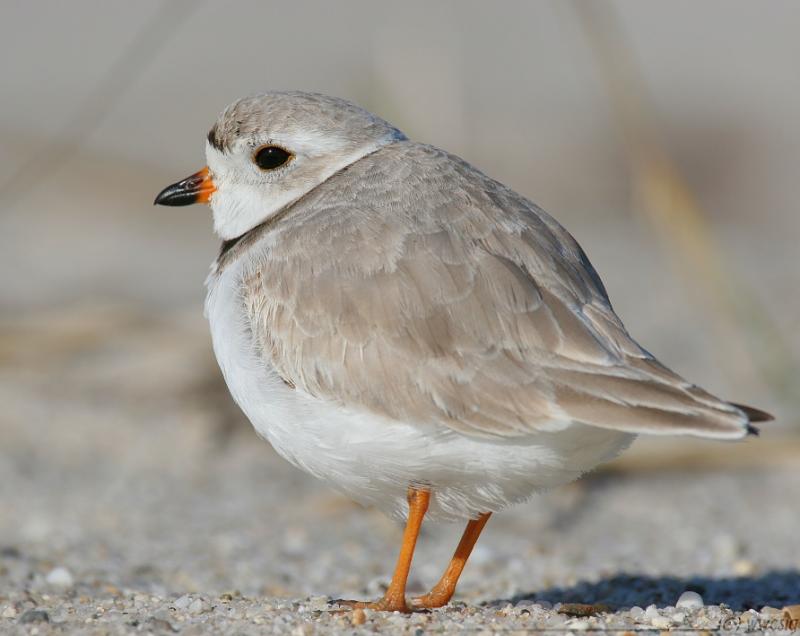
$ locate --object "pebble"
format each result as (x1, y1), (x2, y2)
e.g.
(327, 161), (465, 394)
(350, 608), (367, 625)
(19, 609), (50, 624)
(651, 615), (672, 629)
(643, 604), (661, 620)
(784, 605), (800, 620)
(45, 566), (74, 587)
(307, 596), (328, 611)
(2, 606), (18, 618)
(676, 590), (705, 610)
(147, 616), (175, 632)
(174, 594), (192, 609)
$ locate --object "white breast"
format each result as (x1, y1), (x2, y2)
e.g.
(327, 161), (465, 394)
(204, 258), (635, 522)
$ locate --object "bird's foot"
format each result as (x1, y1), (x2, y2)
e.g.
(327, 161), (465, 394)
(410, 590), (452, 610)
(331, 594), (410, 613)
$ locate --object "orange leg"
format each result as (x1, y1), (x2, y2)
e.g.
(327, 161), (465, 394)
(334, 487), (430, 612)
(411, 512), (491, 609)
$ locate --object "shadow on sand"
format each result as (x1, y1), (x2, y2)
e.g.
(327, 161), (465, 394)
(496, 571), (800, 611)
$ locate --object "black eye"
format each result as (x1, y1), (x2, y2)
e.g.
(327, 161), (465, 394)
(254, 145), (292, 170)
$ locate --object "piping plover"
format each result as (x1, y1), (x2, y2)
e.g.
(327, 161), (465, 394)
(155, 91), (771, 611)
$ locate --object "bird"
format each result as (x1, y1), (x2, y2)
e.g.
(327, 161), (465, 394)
(154, 91), (772, 612)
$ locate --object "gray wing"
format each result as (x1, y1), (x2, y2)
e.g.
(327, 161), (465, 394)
(238, 142), (752, 440)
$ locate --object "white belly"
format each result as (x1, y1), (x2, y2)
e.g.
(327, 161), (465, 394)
(205, 262), (635, 521)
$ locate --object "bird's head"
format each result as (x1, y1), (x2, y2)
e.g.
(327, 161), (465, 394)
(154, 91), (405, 239)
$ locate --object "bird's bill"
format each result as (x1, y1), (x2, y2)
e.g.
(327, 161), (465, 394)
(154, 167), (216, 206)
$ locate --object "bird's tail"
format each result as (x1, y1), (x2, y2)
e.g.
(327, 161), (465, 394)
(730, 402), (774, 436)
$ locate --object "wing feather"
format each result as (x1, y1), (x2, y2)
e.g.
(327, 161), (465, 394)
(236, 142), (754, 440)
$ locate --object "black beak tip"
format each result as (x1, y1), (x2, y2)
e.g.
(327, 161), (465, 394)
(154, 182), (198, 207)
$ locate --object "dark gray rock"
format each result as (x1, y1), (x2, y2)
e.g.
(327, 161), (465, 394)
(19, 609), (49, 624)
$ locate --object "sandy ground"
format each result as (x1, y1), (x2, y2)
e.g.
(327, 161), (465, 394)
(1, 303), (799, 634)
(3, 5), (800, 631)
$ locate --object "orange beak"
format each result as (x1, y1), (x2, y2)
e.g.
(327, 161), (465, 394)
(154, 166), (216, 206)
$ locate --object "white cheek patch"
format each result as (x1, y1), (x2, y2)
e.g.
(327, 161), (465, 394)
(206, 142), (266, 240)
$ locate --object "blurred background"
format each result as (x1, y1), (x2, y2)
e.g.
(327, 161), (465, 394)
(1, 0), (798, 618)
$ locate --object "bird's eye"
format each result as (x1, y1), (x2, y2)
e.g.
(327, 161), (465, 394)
(254, 145), (293, 170)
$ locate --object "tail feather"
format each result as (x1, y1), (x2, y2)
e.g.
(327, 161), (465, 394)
(731, 403), (774, 423)
(730, 402), (773, 437)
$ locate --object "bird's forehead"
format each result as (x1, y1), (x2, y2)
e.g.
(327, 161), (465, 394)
(207, 91), (405, 153)
(208, 95), (295, 152)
